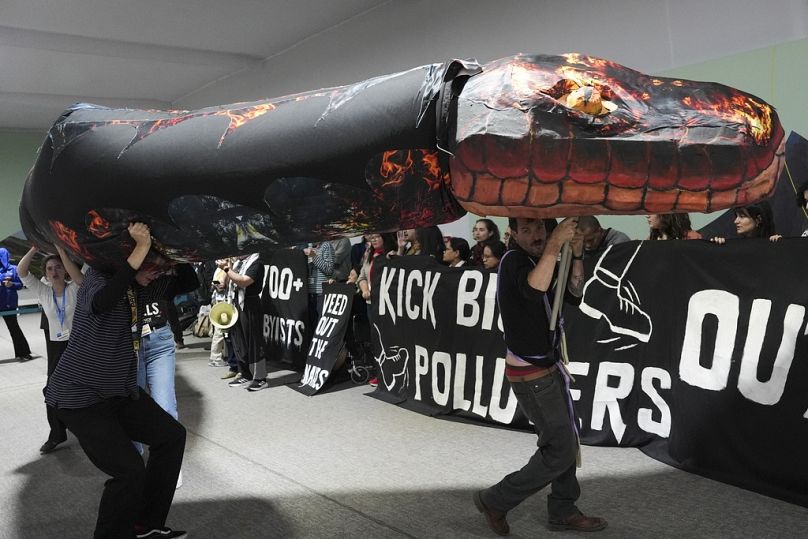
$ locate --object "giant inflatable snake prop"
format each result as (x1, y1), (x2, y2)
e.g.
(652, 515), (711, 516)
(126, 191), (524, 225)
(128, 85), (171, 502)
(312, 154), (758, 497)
(20, 53), (784, 270)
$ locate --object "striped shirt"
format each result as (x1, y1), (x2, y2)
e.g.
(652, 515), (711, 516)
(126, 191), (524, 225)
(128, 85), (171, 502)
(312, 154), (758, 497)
(45, 266), (139, 409)
(307, 241), (334, 295)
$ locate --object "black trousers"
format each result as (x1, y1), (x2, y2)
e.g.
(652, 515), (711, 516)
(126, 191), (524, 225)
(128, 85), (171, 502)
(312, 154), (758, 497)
(44, 339), (69, 443)
(56, 392), (186, 539)
(2, 314), (31, 358)
(230, 296), (264, 379)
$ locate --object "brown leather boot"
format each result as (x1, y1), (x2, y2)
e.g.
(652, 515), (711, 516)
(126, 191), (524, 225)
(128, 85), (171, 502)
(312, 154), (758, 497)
(548, 512), (608, 532)
(473, 490), (509, 536)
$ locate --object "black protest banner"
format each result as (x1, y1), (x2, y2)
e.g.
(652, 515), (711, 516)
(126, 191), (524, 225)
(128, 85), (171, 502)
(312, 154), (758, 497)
(566, 238), (808, 507)
(261, 249), (310, 368)
(369, 256), (522, 425)
(295, 282), (355, 395)
(369, 242), (808, 508)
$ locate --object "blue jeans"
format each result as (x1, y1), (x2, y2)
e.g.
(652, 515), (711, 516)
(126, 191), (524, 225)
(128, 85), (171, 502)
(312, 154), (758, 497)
(137, 325), (178, 420)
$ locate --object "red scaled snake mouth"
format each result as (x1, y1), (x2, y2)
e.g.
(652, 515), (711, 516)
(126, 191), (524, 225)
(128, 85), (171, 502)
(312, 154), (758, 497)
(448, 53), (785, 219)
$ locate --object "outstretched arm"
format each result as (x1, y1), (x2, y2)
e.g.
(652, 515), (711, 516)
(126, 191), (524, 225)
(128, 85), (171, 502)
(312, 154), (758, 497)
(57, 246), (84, 285)
(17, 246), (37, 278)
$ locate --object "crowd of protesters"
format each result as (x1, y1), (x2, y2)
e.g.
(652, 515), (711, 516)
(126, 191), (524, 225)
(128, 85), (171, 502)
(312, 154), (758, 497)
(4, 195), (807, 537)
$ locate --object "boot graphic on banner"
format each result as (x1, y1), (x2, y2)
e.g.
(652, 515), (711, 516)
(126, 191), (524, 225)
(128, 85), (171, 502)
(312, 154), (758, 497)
(373, 324), (410, 391)
(579, 243), (652, 344)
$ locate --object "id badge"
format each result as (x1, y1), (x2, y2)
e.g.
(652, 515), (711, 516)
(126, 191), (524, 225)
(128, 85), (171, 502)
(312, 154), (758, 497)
(56, 329), (70, 340)
(141, 323), (152, 336)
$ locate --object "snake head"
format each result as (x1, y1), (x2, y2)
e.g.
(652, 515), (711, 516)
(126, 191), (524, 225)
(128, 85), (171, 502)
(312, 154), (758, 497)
(449, 53), (785, 218)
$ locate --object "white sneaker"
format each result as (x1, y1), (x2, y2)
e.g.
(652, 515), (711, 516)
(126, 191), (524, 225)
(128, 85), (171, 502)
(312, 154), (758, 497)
(175, 470), (183, 490)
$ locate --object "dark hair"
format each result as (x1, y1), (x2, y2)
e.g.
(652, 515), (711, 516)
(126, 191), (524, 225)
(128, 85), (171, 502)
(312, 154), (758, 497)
(576, 215), (601, 231)
(378, 232), (398, 254)
(735, 201), (775, 238)
(649, 213), (694, 240)
(446, 237), (471, 262)
(485, 241), (507, 261)
(364, 232), (398, 264)
(507, 217), (558, 245)
(475, 218), (500, 242)
(797, 181), (808, 208)
(43, 254), (61, 268)
(380, 232), (398, 254)
(415, 226), (445, 259)
(42, 254), (74, 282)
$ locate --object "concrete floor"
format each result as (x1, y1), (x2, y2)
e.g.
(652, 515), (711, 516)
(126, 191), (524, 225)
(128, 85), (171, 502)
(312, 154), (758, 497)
(1, 312), (807, 538)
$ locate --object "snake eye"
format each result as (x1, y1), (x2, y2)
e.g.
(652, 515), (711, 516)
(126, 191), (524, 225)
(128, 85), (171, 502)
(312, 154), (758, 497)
(543, 79), (618, 116)
(564, 86), (618, 116)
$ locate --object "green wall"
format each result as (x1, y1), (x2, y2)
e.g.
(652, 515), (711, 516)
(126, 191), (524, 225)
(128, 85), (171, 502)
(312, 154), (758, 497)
(0, 130), (45, 241)
(2, 38), (807, 242)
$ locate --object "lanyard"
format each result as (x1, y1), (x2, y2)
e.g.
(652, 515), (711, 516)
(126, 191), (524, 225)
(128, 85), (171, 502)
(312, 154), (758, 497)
(52, 286), (67, 329)
(126, 286), (140, 352)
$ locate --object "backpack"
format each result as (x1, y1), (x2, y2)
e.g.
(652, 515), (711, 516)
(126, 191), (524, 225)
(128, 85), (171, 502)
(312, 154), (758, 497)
(193, 305), (213, 338)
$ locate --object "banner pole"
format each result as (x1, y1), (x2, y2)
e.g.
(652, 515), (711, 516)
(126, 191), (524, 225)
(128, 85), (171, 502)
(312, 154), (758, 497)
(549, 242), (571, 331)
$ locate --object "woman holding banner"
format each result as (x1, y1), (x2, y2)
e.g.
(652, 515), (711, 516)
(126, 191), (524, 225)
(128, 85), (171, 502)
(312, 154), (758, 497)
(646, 213), (702, 240)
(482, 241), (507, 270)
(709, 201), (781, 243)
(413, 226), (446, 261)
(356, 233), (396, 387)
(443, 237), (470, 267)
(357, 233), (397, 311)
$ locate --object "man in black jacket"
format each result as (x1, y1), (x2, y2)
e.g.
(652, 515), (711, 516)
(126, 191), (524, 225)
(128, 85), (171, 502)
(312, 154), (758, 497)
(473, 217), (607, 535)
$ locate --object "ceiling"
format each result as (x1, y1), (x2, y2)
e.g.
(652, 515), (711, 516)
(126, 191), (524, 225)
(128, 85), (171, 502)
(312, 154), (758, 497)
(0, 0), (389, 131)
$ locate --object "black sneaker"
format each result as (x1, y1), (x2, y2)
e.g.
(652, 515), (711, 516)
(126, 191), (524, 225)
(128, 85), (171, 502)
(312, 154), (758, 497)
(39, 438), (66, 454)
(246, 379), (268, 392)
(227, 376), (249, 387)
(135, 526), (187, 538)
